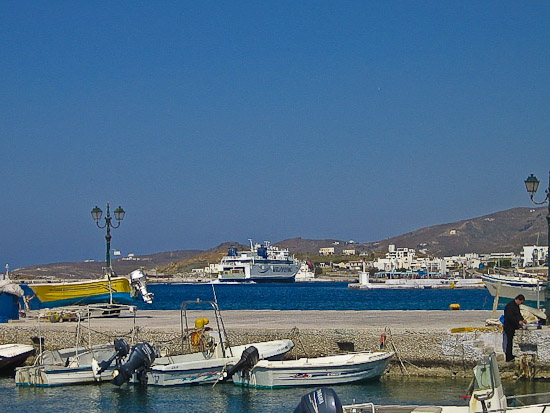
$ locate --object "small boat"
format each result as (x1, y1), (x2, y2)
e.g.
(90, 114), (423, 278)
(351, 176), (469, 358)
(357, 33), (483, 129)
(15, 314), (131, 386)
(0, 344), (35, 371)
(15, 342), (123, 386)
(341, 351), (550, 413)
(350, 268), (483, 290)
(147, 338), (294, 386)
(0, 268), (25, 323)
(225, 348), (393, 388)
(28, 269), (153, 307)
(482, 272), (545, 307)
(105, 299), (295, 387)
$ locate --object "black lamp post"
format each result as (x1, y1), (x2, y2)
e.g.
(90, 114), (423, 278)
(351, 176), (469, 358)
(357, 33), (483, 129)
(91, 202), (125, 271)
(524, 172), (550, 318)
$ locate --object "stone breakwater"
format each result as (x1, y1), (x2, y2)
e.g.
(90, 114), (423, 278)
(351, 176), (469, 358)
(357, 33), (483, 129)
(1, 310), (549, 379)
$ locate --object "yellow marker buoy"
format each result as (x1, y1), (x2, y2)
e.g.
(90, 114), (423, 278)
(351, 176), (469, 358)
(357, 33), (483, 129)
(449, 303), (460, 310)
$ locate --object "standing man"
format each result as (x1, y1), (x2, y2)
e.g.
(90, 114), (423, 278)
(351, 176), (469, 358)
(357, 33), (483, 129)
(503, 294), (527, 362)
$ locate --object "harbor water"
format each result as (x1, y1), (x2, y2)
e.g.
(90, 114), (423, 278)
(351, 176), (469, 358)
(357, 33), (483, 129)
(3, 373), (550, 412)
(5, 282), (519, 412)
(24, 281), (498, 311)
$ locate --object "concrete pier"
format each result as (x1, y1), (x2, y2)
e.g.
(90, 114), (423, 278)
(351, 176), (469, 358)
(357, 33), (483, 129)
(1, 309), (548, 378)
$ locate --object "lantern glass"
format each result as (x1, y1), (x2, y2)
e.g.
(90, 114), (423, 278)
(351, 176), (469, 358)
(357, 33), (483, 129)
(91, 206), (102, 221)
(114, 206), (125, 221)
(524, 174), (540, 195)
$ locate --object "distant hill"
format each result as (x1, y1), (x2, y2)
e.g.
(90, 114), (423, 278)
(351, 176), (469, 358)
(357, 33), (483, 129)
(12, 249), (203, 280)
(11, 207), (548, 280)
(156, 242), (248, 274)
(356, 207), (548, 256)
(276, 207), (547, 257)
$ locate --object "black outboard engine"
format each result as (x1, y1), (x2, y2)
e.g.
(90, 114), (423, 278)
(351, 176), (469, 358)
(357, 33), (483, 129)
(94, 338), (131, 376)
(294, 388), (343, 413)
(112, 342), (156, 386)
(219, 346), (259, 383)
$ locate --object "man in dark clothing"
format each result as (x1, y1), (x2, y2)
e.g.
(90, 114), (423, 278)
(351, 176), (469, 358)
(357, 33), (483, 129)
(503, 294), (526, 362)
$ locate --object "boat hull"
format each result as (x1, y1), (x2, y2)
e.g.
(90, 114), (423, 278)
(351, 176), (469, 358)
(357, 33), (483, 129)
(0, 280), (24, 322)
(233, 351), (393, 388)
(15, 343), (116, 386)
(148, 357), (239, 386)
(482, 275), (546, 307)
(0, 344), (35, 371)
(144, 339), (295, 386)
(0, 292), (20, 323)
(217, 274), (297, 283)
(15, 365), (115, 386)
(29, 277), (134, 307)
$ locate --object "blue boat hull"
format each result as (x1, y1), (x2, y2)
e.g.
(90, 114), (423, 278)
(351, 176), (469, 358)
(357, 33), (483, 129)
(0, 292), (19, 323)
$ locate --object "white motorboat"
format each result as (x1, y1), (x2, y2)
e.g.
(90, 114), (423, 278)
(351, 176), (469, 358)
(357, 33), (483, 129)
(15, 313), (131, 386)
(342, 351), (550, 413)
(15, 343), (120, 386)
(351, 270), (484, 290)
(225, 349), (393, 388)
(0, 344), (35, 371)
(147, 338), (294, 386)
(482, 272), (545, 307)
(107, 299), (294, 387)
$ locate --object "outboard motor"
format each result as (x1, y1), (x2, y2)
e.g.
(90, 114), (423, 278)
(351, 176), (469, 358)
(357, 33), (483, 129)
(112, 342), (156, 386)
(294, 388), (343, 413)
(92, 338), (131, 378)
(219, 346), (259, 383)
(130, 269), (154, 304)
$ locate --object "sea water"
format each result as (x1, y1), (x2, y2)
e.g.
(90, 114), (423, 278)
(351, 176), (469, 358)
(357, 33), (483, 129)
(2, 373), (550, 412)
(23, 282), (497, 311)
(7, 283), (511, 412)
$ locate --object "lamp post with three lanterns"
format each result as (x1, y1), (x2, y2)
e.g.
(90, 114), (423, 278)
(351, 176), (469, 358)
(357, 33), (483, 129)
(91, 202), (125, 272)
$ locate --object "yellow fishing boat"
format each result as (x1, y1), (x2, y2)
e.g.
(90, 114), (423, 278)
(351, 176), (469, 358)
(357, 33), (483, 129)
(28, 270), (153, 307)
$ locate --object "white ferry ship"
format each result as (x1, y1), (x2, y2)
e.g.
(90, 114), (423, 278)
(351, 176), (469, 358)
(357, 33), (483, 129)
(217, 240), (300, 283)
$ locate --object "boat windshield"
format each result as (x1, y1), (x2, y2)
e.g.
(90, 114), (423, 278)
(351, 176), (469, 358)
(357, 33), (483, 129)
(473, 353), (501, 392)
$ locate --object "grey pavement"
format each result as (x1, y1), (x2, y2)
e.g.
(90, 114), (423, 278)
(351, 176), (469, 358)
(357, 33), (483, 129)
(8, 309), (498, 332)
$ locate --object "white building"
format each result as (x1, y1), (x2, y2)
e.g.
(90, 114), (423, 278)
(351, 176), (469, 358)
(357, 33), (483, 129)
(373, 245), (416, 271)
(443, 253), (481, 270)
(478, 252), (520, 267)
(522, 245), (549, 267)
(319, 247), (335, 256)
(342, 249), (356, 256)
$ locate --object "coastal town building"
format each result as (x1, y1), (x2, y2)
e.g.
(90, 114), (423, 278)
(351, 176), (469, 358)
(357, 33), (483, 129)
(372, 245), (416, 271)
(522, 245), (549, 267)
(319, 247), (335, 255)
(443, 253), (482, 270)
(478, 252), (520, 267)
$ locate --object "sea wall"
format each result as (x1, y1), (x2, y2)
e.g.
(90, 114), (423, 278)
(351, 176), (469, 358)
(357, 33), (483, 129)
(2, 323), (549, 379)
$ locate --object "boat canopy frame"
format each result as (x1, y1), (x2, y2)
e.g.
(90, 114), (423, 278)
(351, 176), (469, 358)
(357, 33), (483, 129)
(179, 299), (233, 359)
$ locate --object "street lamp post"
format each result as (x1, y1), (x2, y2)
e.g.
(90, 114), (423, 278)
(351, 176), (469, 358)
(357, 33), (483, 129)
(91, 202), (125, 273)
(524, 172), (550, 319)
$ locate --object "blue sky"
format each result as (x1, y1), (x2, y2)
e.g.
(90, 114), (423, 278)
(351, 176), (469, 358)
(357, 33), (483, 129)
(1, 2), (549, 268)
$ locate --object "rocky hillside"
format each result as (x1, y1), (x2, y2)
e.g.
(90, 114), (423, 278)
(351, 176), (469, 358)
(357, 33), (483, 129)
(275, 207), (548, 257)
(12, 249), (203, 280)
(11, 206), (548, 279)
